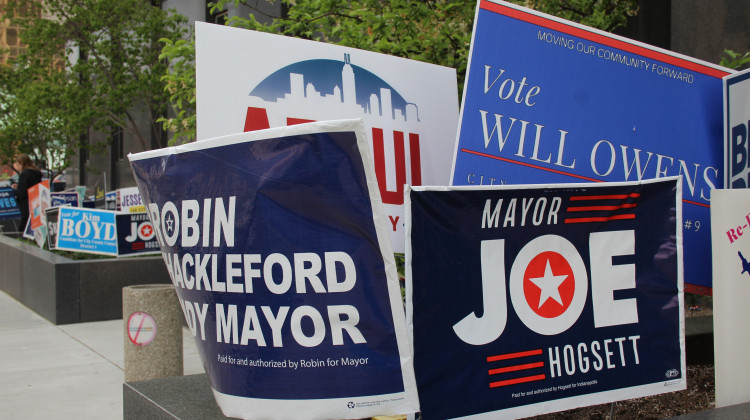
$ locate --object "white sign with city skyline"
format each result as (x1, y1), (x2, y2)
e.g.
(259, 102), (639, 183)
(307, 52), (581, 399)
(195, 22), (459, 253)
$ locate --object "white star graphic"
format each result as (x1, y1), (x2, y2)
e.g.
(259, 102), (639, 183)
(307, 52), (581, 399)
(529, 259), (568, 309)
(165, 214), (174, 233)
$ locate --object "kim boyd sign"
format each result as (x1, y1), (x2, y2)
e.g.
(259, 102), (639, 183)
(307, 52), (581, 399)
(55, 207), (118, 256)
(196, 22), (459, 252)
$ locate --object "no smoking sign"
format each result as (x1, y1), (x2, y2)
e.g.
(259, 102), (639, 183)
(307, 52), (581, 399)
(127, 311), (157, 346)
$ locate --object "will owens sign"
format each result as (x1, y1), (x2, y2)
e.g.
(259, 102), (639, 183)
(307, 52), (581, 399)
(196, 22), (459, 252)
(451, 0), (730, 294)
(406, 178), (684, 419)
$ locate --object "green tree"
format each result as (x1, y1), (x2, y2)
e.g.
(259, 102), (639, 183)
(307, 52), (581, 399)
(720, 49), (750, 70)
(160, 0), (638, 144)
(0, 0), (187, 172)
(214, 0), (637, 91)
(158, 37), (196, 144)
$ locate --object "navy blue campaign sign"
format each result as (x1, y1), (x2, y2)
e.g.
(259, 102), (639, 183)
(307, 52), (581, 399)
(406, 178), (684, 419)
(451, 0), (731, 295)
(115, 213), (160, 256)
(128, 119), (418, 420)
(0, 187), (20, 220)
(51, 191), (80, 208)
(723, 68), (750, 190)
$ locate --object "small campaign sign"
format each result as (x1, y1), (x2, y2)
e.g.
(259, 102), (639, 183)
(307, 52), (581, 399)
(451, 0), (730, 294)
(710, 189), (750, 407)
(51, 191), (79, 208)
(723, 68), (750, 189)
(118, 186), (145, 213)
(116, 212), (160, 256)
(28, 180), (50, 230)
(74, 186), (86, 207)
(45, 207), (60, 250)
(128, 119), (419, 419)
(406, 178), (684, 419)
(0, 187), (20, 220)
(22, 217), (33, 240)
(105, 191), (118, 211)
(55, 207), (118, 256)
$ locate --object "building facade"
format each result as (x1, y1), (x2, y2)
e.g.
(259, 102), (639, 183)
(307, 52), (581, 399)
(68, 0), (282, 198)
(4, 0), (750, 196)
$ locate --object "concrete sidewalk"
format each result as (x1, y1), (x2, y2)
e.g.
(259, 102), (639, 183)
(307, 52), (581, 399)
(0, 289), (204, 419)
(3, 287), (750, 420)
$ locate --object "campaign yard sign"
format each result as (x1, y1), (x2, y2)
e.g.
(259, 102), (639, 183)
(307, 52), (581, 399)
(710, 189), (750, 407)
(118, 186), (145, 213)
(51, 191), (79, 208)
(28, 180), (50, 230)
(116, 212), (160, 256)
(406, 178), (684, 419)
(451, 0), (730, 295)
(105, 191), (117, 211)
(0, 187), (20, 220)
(128, 120), (418, 420)
(55, 207), (118, 256)
(195, 22), (459, 253)
(45, 207), (60, 250)
(724, 68), (750, 189)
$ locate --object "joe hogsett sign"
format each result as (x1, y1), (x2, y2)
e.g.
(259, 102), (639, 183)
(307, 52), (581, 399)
(451, 0), (731, 294)
(128, 120), (418, 420)
(406, 178), (684, 419)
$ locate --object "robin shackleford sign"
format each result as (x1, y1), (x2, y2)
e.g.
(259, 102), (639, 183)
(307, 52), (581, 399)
(129, 120), (419, 420)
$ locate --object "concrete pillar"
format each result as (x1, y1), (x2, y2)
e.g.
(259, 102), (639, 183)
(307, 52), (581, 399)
(123, 284), (183, 382)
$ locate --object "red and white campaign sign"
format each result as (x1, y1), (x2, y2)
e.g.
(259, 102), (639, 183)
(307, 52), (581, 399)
(711, 189), (750, 407)
(195, 22), (459, 252)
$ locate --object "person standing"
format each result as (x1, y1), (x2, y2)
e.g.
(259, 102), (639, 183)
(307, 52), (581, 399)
(11, 154), (43, 230)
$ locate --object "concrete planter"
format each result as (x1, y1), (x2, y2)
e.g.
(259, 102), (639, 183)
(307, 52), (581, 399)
(0, 234), (171, 324)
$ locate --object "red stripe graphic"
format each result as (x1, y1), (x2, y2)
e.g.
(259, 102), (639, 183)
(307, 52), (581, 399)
(490, 374), (547, 388)
(487, 349), (546, 389)
(567, 203), (637, 212)
(684, 199), (710, 208)
(460, 149), (601, 182)
(565, 214), (636, 224)
(479, 0), (730, 79)
(487, 349), (543, 362)
(133, 315), (146, 343)
(461, 148), (706, 208)
(489, 361), (545, 375)
(570, 193), (640, 201)
(565, 192), (639, 223)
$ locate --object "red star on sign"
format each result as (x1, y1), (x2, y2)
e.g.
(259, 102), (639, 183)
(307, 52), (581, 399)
(522, 251), (575, 318)
(140, 224), (154, 239)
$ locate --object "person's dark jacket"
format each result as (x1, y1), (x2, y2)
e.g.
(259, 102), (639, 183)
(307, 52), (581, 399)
(14, 168), (43, 227)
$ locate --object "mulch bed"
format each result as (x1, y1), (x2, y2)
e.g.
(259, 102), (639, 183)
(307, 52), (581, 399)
(530, 364), (715, 419)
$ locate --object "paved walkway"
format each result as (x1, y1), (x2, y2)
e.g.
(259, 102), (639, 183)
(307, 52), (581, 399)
(3, 287), (750, 420)
(0, 289), (204, 419)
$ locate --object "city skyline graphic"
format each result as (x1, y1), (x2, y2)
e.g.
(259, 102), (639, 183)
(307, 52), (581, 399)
(247, 54), (421, 124)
